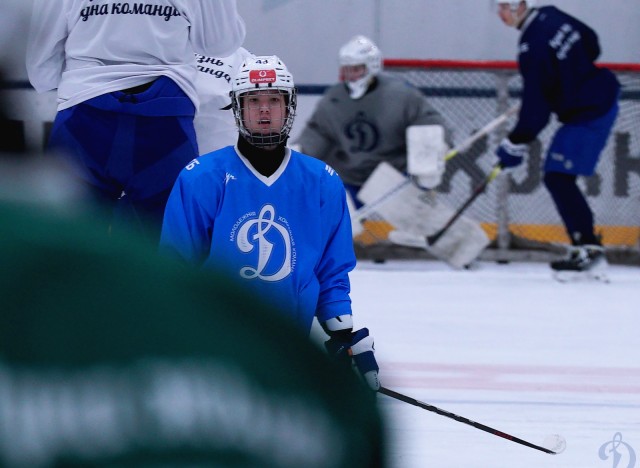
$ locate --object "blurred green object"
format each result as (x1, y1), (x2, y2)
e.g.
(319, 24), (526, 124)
(0, 199), (386, 468)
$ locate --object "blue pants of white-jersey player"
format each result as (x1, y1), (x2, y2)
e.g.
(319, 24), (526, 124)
(47, 76), (198, 243)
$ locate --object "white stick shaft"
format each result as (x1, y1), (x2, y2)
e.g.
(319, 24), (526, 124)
(445, 104), (519, 160)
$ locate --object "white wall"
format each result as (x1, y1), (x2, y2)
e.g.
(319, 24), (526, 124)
(8, 0), (639, 145)
(0, 0), (31, 81)
(238, 0), (640, 84)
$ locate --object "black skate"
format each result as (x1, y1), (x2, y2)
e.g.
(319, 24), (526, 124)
(551, 245), (609, 283)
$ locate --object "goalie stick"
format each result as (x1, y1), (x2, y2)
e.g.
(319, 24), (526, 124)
(402, 105), (517, 246)
(379, 386), (566, 455)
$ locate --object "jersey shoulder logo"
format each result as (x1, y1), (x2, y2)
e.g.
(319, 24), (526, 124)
(225, 172), (237, 185)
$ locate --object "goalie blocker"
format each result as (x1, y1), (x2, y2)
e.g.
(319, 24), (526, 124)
(406, 124), (448, 189)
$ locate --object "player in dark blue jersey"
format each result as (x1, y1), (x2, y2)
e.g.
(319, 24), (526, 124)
(494, 1), (620, 277)
(160, 55), (380, 391)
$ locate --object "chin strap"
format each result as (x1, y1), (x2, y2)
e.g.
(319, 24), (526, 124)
(345, 77), (373, 100)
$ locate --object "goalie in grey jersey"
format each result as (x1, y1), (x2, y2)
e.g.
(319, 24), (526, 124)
(294, 36), (490, 270)
(294, 35), (452, 208)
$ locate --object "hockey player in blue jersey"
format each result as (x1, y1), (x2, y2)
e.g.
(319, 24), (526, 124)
(494, 0), (620, 279)
(161, 55), (380, 391)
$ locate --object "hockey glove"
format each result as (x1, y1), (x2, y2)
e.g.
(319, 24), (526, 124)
(325, 328), (380, 391)
(496, 137), (527, 169)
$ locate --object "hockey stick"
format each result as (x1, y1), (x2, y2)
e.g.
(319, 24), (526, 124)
(443, 104), (519, 163)
(426, 164), (501, 245)
(407, 104), (520, 190)
(379, 386), (566, 455)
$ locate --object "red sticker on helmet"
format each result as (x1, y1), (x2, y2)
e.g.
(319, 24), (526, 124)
(249, 69), (277, 84)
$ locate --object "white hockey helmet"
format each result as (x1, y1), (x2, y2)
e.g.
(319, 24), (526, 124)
(231, 55), (297, 148)
(494, 0), (535, 8)
(338, 35), (382, 100)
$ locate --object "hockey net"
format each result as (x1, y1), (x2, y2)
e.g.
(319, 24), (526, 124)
(382, 59), (640, 260)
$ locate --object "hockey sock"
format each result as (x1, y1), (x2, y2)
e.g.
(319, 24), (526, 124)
(543, 171), (599, 245)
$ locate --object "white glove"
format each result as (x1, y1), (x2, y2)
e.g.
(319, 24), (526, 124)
(496, 137), (527, 169)
(323, 319), (380, 392)
(348, 328), (380, 391)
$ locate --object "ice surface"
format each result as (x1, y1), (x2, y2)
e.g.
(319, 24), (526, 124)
(324, 259), (640, 468)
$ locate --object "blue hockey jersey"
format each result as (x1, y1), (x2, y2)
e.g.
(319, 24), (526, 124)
(160, 146), (356, 333)
(509, 6), (620, 144)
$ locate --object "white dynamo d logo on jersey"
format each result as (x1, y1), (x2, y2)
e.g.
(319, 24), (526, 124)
(235, 205), (294, 282)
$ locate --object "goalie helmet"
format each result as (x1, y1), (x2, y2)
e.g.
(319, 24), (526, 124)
(338, 35), (382, 100)
(231, 55), (297, 148)
(493, 0), (534, 27)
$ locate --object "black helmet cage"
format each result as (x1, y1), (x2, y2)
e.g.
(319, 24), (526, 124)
(231, 85), (298, 148)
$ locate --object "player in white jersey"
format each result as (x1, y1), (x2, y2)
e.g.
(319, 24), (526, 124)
(194, 47), (253, 155)
(26, 0), (245, 242)
(161, 55), (380, 391)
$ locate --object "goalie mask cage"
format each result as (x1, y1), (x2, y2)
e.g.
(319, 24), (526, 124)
(383, 59), (640, 263)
